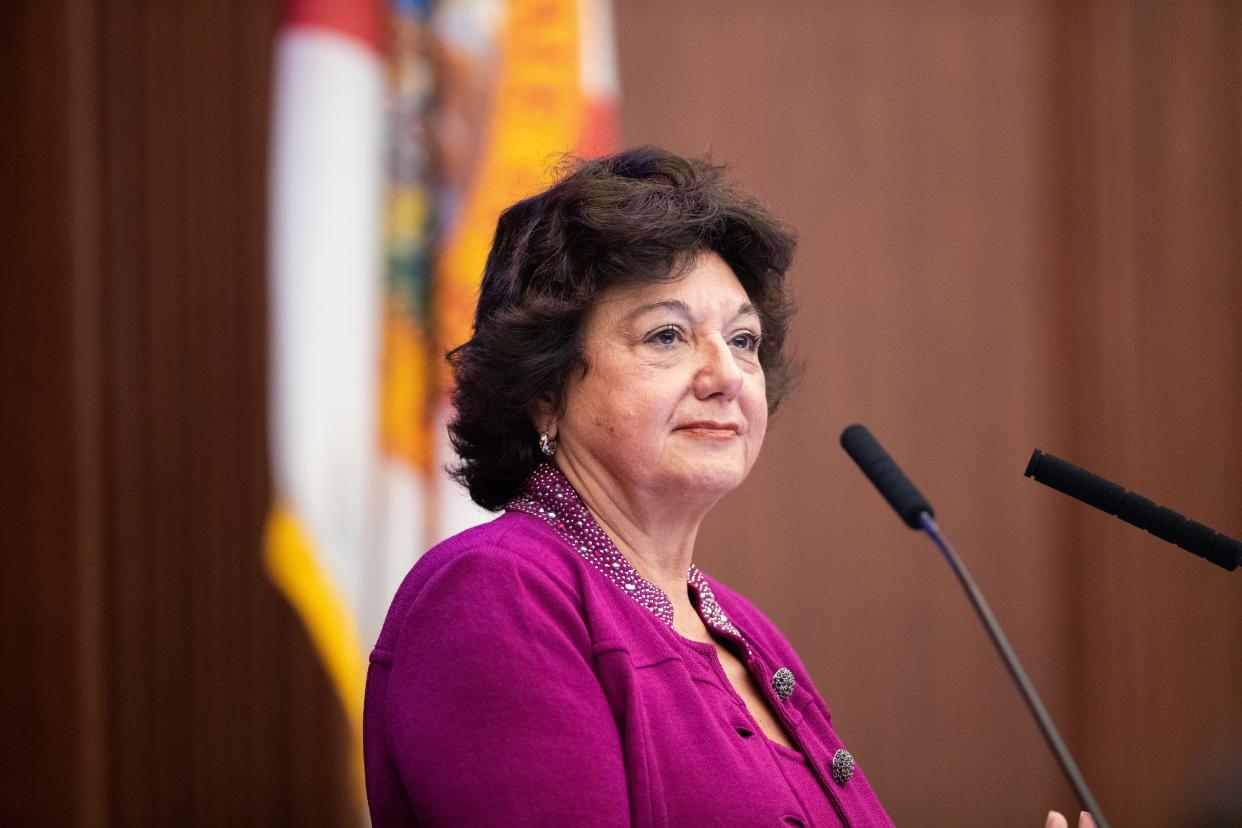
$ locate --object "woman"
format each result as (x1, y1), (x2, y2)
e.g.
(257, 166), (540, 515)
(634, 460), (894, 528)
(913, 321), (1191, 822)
(363, 145), (889, 826)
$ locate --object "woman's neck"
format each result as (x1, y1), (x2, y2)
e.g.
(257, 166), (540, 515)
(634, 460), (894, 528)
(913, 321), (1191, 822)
(553, 455), (713, 603)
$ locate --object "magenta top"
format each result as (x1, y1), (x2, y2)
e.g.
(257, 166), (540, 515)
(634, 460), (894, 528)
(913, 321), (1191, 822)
(364, 465), (893, 826)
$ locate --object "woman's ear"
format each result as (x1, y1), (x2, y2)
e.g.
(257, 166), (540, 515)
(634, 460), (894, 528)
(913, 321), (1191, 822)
(531, 394), (558, 438)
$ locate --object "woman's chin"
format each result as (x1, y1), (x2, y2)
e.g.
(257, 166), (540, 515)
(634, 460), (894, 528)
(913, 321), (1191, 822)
(658, 454), (751, 502)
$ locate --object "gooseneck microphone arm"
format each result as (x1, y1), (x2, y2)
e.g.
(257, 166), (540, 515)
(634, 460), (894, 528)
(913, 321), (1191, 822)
(840, 425), (1109, 828)
(919, 515), (1107, 826)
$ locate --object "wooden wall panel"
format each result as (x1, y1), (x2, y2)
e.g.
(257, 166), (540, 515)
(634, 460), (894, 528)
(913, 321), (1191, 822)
(0, 2), (100, 823)
(2, 0), (357, 823)
(1053, 1), (1242, 823)
(90, 1), (356, 824)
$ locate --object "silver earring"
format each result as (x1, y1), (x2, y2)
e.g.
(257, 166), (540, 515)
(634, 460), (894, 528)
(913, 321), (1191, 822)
(539, 432), (557, 458)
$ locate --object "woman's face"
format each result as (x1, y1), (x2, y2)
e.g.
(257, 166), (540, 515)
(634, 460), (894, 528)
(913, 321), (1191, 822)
(554, 251), (768, 506)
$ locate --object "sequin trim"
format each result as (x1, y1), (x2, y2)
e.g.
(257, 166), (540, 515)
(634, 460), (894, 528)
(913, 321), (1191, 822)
(686, 566), (745, 642)
(506, 464), (748, 648)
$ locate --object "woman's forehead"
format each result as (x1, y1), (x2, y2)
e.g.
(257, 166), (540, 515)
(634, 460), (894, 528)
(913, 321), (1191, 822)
(593, 253), (753, 322)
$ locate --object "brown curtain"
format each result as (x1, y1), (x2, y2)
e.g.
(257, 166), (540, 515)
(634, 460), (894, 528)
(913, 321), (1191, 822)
(3, 0), (1238, 825)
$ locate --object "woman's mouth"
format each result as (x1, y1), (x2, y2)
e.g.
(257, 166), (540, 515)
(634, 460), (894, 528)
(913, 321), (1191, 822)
(676, 421), (740, 438)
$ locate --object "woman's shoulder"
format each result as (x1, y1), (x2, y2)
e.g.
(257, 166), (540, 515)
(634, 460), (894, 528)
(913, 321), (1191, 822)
(373, 511), (589, 653)
(432, 510), (594, 581)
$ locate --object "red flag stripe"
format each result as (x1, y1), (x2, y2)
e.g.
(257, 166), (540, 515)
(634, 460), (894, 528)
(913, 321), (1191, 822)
(285, 0), (381, 50)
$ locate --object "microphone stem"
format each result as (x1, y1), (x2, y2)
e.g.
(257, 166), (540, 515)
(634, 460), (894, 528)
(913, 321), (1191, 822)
(918, 512), (1110, 828)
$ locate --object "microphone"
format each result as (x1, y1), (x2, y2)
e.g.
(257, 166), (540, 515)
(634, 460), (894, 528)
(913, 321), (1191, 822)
(1025, 449), (1240, 572)
(840, 424), (1110, 828)
(840, 424), (934, 528)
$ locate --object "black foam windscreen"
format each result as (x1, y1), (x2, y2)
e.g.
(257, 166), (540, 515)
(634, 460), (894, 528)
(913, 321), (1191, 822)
(840, 424), (935, 529)
(1025, 449), (1240, 572)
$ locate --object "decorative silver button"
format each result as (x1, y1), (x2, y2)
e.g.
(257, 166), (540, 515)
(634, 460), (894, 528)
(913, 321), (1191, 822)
(831, 748), (855, 785)
(771, 667), (795, 700)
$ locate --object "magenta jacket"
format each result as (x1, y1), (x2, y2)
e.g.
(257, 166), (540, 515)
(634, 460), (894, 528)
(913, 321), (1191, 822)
(364, 465), (893, 826)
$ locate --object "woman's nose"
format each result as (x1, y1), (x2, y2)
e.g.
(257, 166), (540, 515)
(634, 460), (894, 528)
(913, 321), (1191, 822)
(693, 337), (744, 400)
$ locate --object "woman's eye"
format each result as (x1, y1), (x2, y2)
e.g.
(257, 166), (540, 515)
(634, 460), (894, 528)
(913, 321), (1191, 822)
(730, 332), (760, 352)
(647, 327), (681, 346)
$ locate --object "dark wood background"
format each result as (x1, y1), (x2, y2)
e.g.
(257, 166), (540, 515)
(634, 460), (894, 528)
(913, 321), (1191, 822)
(2, 1), (355, 825)
(3, 1), (1239, 825)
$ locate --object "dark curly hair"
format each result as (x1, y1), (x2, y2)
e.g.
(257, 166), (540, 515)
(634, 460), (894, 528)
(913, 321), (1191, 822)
(446, 145), (798, 510)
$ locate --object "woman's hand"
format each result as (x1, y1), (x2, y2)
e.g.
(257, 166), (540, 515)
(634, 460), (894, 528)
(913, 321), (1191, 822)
(1044, 811), (1096, 828)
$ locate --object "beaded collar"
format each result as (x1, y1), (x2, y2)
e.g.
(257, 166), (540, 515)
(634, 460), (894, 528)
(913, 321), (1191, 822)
(506, 463), (747, 647)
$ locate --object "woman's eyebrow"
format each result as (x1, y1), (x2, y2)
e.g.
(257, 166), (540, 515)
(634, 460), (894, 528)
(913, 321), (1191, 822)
(622, 300), (759, 325)
(622, 299), (692, 323)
